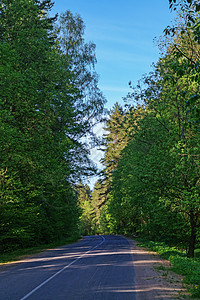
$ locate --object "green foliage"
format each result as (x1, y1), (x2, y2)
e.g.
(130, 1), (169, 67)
(90, 180), (107, 233)
(98, 202), (114, 234)
(167, 1), (200, 130)
(99, 103), (145, 218)
(76, 184), (96, 235)
(0, 1), (105, 252)
(98, 3), (200, 259)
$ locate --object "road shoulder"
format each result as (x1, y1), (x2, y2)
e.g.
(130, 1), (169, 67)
(129, 239), (191, 300)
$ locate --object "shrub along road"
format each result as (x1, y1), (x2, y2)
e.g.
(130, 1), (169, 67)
(0, 235), (188, 299)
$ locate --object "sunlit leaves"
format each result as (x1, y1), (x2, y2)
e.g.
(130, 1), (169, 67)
(101, 6), (200, 256)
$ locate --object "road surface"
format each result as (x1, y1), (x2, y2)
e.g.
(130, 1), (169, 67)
(0, 235), (136, 300)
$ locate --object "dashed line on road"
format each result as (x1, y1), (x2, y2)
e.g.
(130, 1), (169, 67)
(20, 235), (106, 300)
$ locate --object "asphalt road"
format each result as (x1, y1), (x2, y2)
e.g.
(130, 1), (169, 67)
(0, 235), (136, 300)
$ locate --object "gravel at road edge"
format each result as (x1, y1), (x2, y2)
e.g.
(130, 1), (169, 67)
(129, 239), (191, 300)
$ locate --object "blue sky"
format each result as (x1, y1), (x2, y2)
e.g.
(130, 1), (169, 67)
(51, 0), (175, 109)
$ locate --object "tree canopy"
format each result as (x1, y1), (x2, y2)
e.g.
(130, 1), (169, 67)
(0, 0), (106, 251)
(84, 1), (200, 260)
(1, 0), (199, 267)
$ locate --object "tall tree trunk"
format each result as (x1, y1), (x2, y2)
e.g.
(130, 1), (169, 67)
(187, 211), (196, 258)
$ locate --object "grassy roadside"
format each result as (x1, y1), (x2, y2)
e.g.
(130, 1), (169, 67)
(136, 239), (200, 298)
(0, 236), (80, 265)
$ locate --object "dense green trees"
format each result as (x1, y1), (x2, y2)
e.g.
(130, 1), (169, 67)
(100, 103), (144, 203)
(1, 0), (199, 259)
(86, 1), (200, 258)
(76, 184), (94, 236)
(0, 0), (105, 251)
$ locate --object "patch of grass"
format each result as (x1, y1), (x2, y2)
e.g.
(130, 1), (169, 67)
(154, 265), (166, 271)
(136, 239), (200, 298)
(0, 236), (80, 264)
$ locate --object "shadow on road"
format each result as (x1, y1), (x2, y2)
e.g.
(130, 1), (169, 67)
(0, 235), (188, 299)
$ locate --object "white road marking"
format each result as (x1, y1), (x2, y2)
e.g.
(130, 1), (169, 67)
(20, 236), (106, 300)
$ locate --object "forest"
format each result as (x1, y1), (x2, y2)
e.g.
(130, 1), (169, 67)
(0, 0), (106, 251)
(0, 0), (199, 270)
(78, 0), (200, 260)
